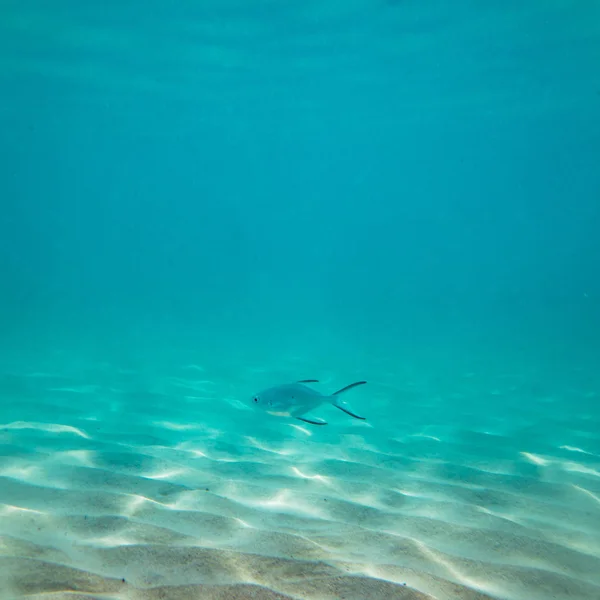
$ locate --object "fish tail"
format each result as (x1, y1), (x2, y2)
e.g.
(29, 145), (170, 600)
(329, 381), (366, 420)
(331, 381), (367, 396)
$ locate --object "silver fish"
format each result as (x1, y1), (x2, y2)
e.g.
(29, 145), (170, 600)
(250, 379), (366, 425)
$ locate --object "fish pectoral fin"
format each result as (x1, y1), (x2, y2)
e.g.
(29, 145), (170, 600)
(297, 379), (319, 383)
(296, 415), (327, 425)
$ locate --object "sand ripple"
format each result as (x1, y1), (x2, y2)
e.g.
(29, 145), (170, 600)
(1, 364), (600, 599)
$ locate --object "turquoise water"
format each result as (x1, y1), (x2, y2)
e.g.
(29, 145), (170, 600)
(1, 2), (600, 599)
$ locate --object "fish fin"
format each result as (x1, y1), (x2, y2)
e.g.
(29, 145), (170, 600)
(332, 381), (367, 395)
(296, 415), (327, 425)
(297, 379), (319, 383)
(330, 381), (367, 420)
(331, 399), (366, 420)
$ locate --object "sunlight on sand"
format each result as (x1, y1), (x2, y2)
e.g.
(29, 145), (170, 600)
(56, 449), (95, 466)
(291, 466), (330, 484)
(255, 489), (324, 518)
(123, 494), (176, 516)
(91, 534), (137, 547)
(144, 468), (188, 480)
(411, 433), (442, 442)
(0, 421), (90, 438)
(562, 461), (600, 477)
(175, 443), (239, 462)
(246, 436), (293, 455)
(188, 448), (208, 457)
(413, 538), (497, 595)
(520, 451), (549, 466)
(0, 465), (40, 480)
(155, 421), (200, 431)
(2, 362), (600, 599)
(0, 504), (46, 516)
(289, 423), (312, 435)
(395, 488), (423, 497)
(572, 485), (600, 505)
(560, 445), (595, 455)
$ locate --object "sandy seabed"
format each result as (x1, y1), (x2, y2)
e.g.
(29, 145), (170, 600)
(1, 356), (599, 600)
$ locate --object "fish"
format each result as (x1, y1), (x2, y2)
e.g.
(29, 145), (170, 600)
(249, 379), (367, 425)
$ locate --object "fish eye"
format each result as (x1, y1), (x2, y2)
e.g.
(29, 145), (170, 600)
(253, 397), (259, 403)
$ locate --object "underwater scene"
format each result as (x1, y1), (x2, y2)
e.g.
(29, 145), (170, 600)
(1, 1), (600, 599)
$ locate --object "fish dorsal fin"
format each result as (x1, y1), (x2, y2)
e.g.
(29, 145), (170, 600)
(297, 379), (319, 383)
